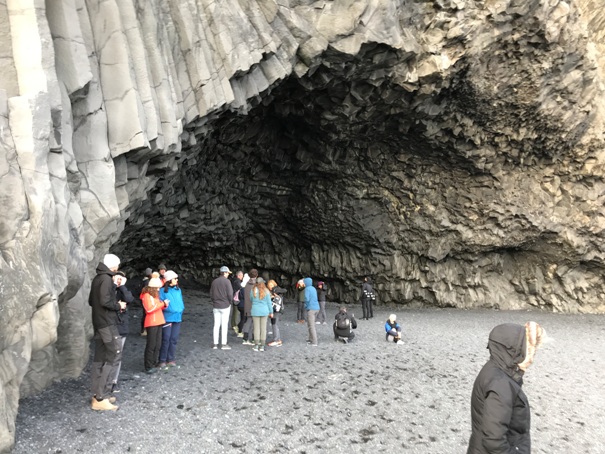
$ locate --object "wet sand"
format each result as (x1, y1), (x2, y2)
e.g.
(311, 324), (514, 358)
(13, 290), (605, 453)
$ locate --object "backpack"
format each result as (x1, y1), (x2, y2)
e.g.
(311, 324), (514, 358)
(272, 294), (284, 314)
(335, 312), (350, 330)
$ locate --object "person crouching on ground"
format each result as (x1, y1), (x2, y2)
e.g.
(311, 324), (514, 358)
(141, 273), (168, 373)
(385, 314), (403, 344)
(467, 322), (545, 454)
(250, 277), (273, 352)
(267, 279), (286, 347)
(158, 270), (184, 369)
(333, 306), (357, 343)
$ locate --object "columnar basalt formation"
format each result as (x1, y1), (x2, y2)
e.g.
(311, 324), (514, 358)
(0, 0), (604, 451)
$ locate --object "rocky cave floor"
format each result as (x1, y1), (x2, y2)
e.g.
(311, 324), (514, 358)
(13, 290), (605, 454)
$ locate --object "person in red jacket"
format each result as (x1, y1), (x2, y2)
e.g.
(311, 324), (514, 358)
(141, 273), (168, 373)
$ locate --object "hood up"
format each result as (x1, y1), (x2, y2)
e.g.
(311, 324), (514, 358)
(488, 323), (527, 380)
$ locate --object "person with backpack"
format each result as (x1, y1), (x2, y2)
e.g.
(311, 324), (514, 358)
(333, 306), (357, 343)
(385, 314), (403, 344)
(360, 277), (376, 320)
(267, 279), (287, 347)
(250, 277), (274, 352)
(236, 273), (249, 338)
(230, 270), (244, 334)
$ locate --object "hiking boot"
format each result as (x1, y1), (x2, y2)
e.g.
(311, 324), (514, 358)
(237, 332), (244, 338)
(91, 398), (118, 411)
(233, 327), (240, 334)
(221, 344), (232, 350)
(259, 346), (265, 352)
(252, 345), (260, 352)
(111, 383), (120, 393)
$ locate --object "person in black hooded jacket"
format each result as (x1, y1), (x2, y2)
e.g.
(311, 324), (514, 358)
(360, 277), (375, 320)
(467, 322), (544, 454)
(88, 254), (127, 411)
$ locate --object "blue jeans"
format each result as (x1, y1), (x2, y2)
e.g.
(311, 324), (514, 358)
(159, 322), (181, 363)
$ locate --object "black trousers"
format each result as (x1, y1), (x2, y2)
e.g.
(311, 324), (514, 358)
(361, 298), (373, 319)
(144, 325), (162, 370)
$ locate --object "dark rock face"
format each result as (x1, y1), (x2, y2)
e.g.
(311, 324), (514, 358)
(1, 0), (604, 451)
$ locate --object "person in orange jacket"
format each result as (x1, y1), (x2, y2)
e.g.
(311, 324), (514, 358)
(141, 272), (169, 374)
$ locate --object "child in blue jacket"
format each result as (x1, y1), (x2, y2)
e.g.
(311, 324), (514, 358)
(385, 314), (403, 344)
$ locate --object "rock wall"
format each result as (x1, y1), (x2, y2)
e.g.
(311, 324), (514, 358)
(0, 0), (604, 451)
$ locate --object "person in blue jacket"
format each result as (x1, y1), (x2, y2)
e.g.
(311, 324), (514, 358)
(158, 270), (185, 368)
(385, 314), (403, 344)
(304, 277), (319, 346)
(250, 277), (273, 352)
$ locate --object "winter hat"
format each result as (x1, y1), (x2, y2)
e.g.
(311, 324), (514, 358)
(103, 254), (120, 269)
(256, 277), (266, 284)
(147, 272), (163, 288)
(220, 266), (231, 274)
(296, 279), (305, 289)
(144, 268), (153, 277)
(158, 263), (167, 270)
(318, 281), (325, 287)
(164, 270), (178, 281)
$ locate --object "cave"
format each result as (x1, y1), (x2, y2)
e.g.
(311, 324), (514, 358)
(1, 0), (605, 451)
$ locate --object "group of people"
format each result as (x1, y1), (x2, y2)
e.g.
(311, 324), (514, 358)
(88, 254), (185, 411)
(210, 269), (317, 350)
(89, 255), (547, 454)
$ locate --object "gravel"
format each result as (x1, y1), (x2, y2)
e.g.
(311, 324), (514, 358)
(13, 290), (605, 453)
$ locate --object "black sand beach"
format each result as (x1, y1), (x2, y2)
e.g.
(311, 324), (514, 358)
(13, 290), (605, 453)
